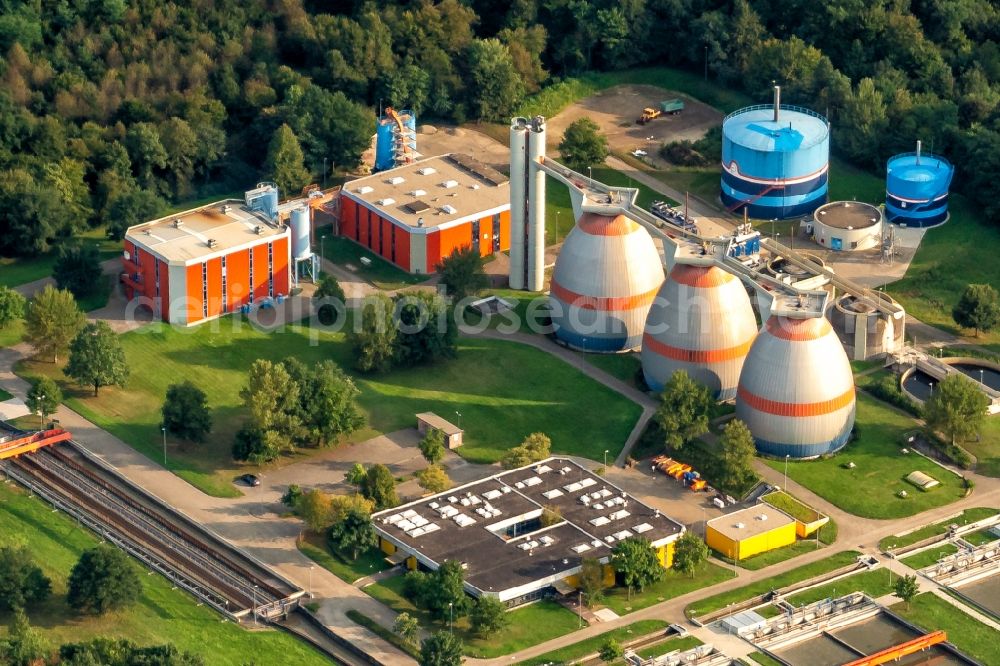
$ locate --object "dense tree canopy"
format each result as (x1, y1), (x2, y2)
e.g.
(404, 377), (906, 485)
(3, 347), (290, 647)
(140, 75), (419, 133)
(64, 321), (129, 396)
(67, 545), (142, 615)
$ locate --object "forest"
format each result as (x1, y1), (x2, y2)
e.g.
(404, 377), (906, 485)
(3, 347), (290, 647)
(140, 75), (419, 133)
(2, 0), (1000, 258)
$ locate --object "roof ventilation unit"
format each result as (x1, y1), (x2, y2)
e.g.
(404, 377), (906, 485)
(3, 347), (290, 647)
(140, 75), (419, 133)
(441, 204), (457, 214)
(417, 167), (437, 176)
(220, 204), (231, 213)
(207, 239), (218, 248)
(356, 185), (374, 195)
(253, 225), (264, 235)
(388, 176), (405, 185)
(376, 198), (395, 206)
(409, 189), (426, 197)
(173, 219), (183, 228)
(441, 179), (458, 188)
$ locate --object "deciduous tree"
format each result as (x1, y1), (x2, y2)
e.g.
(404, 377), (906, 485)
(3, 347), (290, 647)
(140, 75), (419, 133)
(466, 38), (524, 121)
(0, 286), (26, 329)
(420, 631), (463, 666)
(298, 489), (333, 532)
(672, 531), (709, 578)
(393, 292), (457, 368)
(501, 432), (551, 469)
(67, 545), (142, 615)
(64, 321), (129, 396)
(24, 285), (85, 362)
(578, 557), (606, 608)
(350, 294), (398, 374)
(0, 545), (51, 611)
(266, 123), (311, 197)
(924, 373), (989, 445)
(893, 574), (919, 608)
(328, 506), (377, 560)
(558, 118), (609, 172)
(362, 464), (398, 510)
(283, 358), (364, 448)
(0, 609), (47, 666)
(436, 245), (489, 303)
(611, 537), (664, 597)
(25, 377), (60, 426)
(417, 465), (453, 494)
(419, 428), (446, 465)
(952, 284), (1000, 337)
(161, 381), (212, 443)
(346, 463), (367, 488)
(655, 370), (712, 451)
(53, 242), (102, 300)
(599, 638), (623, 663)
(718, 419), (759, 494)
(105, 189), (165, 241)
(469, 596), (508, 638)
(394, 612), (419, 647)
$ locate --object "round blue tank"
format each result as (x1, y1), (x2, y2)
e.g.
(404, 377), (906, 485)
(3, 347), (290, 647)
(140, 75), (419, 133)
(374, 109), (416, 172)
(885, 152), (953, 228)
(721, 105), (830, 219)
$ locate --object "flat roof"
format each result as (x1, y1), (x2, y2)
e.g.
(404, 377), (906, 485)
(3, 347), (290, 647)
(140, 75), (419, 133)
(707, 504), (795, 542)
(416, 412), (462, 436)
(343, 154), (509, 230)
(126, 200), (282, 264)
(373, 457), (684, 596)
(814, 201), (881, 230)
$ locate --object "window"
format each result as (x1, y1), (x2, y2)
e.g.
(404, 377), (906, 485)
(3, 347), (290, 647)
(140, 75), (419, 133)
(221, 256), (228, 313)
(201, 262), (208, 319)
(492, 214), (501, 253)
(390, 225), (396, 262)
(154, 258), (160, 298)
(267, 242), (274, 297)
(355, 204), (360, 241)
(471, 220), (480, 253)
(248, 248), (254, 304)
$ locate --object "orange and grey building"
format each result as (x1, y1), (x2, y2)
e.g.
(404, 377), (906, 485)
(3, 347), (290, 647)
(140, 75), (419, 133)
(337, 154), (511, 274)
(122, 197), (291, 326)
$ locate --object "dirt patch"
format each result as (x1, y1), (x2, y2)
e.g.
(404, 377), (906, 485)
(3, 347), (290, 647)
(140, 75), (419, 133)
(546, 84), (723, 169)
(361, 121), (511, 174)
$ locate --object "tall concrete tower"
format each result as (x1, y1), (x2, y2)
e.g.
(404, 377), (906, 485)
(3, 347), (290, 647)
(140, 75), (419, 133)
(509, 116), (546, 292)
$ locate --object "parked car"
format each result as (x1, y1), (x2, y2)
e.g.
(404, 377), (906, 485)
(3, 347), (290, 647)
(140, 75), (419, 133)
(632, 149), (648, 157)
(240, 474), (261, 487)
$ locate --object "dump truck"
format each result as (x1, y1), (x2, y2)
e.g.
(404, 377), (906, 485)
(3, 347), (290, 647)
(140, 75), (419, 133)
(660, 98), (685, 114)
(636, 107), (661, 125)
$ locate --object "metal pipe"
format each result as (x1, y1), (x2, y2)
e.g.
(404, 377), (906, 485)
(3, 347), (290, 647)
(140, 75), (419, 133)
(527, 116), (547, 292)
(773, 85), (781, 122)
(508, 118), (528, 290)
(916, 139), (922, 164)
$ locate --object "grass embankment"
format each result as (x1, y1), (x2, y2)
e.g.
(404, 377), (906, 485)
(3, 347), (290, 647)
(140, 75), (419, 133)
(0, 387), (13, 402)
(893, 593), (1000, 665)
(632, 635), (702, 660)
(518, 620), (670, 666)
(900, 544), (959, 569)
(725, 539), (831, 571)
(0, 483), (330, 665)
(17, 322), (641, 496)
(0, 228), (121, 289)
(584, 351), (641, 385)
(602, 562), (735, 615)
(766, 394), (966, 519)
(747, 651), (784, 666)
(877, 508), (998, 551)
(297, 532), (390, 584)
(685, 551), (860, 618)
(783, 568), (896, 607)
(0, 320), (24, 349)
(345, 609), (420, 659)
(364, 576), (581, 658)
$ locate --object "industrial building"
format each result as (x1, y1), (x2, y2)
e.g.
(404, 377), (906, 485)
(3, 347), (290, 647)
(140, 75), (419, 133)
(721, 87), (829, 219)
(122, 185), (326, 326)
(371, 457), (684, 606)
(338, 154), (511, 274)
(736, 295), (857, 458)
(641, 248), (758, 398)
(706, 504), (797, 561)
(811, 201), (883, 252)
(885, 143), (953, 228)
(549, 212), (665, 352)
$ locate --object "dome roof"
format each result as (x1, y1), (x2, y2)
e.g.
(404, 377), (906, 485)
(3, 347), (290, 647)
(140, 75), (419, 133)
(549, 213), (664, 352)
(641, 264), (757, 399)
(736, 316), (855, 458)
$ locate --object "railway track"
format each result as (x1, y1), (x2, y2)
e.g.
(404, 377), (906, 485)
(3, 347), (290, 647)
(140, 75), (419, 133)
(0, 438), (298, 619)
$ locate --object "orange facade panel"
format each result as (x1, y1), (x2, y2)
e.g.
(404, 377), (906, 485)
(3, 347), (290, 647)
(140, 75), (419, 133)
(394, 225), (411, 272)
(185, 263), (204, 324)
(252, 243), (269, 302)
(437, 221), (474, 266)
(271, 236), (290, 296)
(380, 218), (393, 260)
(341, 197), (358, 241)
(206, 257), (223, 319)
(478, 215), (494, 258)
(158, 258), (169, 322)
(498, 210), (511, 252)
(226, 246), (250, 311)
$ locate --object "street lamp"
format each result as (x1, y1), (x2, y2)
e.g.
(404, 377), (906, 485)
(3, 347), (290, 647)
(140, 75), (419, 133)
(981, 369), (985, 387)
(929, 381), (934, 396)
(253, 584), (259, 626)
(455, 411), (462, 429)
(784, 454), (790, 490)
(604, 449), (609, 470)
(587, 166), (593, 182)
(309, 565), (315, 599)
(771, 219), (777, 240)
(556, 210), (561, 245)
(38, 394), (45, 430)
(448, 602), (453, 633)
(161, 426), (167, 466)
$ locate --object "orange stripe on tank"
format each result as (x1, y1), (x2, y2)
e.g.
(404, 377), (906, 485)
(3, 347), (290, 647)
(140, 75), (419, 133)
(642, 333), (753, 363)
(576, 213), (640, 237)
(736, 385), (855, 417)
(765, 316), (832, 341)
(550, 280), (659, 312)
(669, 264), (736, 288)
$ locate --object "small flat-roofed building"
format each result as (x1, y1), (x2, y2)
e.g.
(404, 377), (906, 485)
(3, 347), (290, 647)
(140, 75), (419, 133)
(706, 504), (796, 561)
(415, 412), (463, 449)
(372, 457), (684, 606)
(338, 154), (511, 274)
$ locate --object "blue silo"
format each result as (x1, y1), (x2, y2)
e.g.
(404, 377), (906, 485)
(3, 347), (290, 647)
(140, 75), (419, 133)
(374, 108), (417, 172)
(721, 87), (830, 219)
(885, 143), (953, 228)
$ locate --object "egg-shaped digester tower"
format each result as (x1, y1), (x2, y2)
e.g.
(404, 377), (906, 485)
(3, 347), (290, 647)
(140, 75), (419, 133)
(736, 316), (855, 458)
(641, 263), (758, 399)
(550, 213), (664, 352)
(885, 146), (953, 228)
(721, 90), (829, 220)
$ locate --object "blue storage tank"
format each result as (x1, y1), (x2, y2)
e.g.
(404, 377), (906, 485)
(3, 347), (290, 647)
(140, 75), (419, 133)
(721, 87), (829, 219)
(374, 108), (416, 172)
(885, 144), (953, 228)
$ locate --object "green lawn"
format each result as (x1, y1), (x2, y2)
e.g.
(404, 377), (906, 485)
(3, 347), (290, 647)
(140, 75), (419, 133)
(721, 539), (829, 571)
(784, 568), (897, 607)
(0, 228), (121, 289)
(0, 320), (24, 349)
(965, 528), (999, 546)
(345, 609), (419, 659)
(0, 483), (330, 665)
(761, 491), (823, 524)
(877, 508), (998, 551)
(0, 387), (12, 402)
(297, 533), (391, 584)
(602, 562), (735, 615)
(316, 231), (427, 290)
(364, 576), (582, 658)
(965, 415), (1000, 478)
(900, 544), (959, 569)
(17, 322), (641, 496)
(748, 651), (784, 666)
(519, 620), (670, 666)
(647, 167), (719, 206)
(584, 351), (641, 385)
(893, 593), (1000, 665)
(766, 394), (967, 519)
(632, 635), (702, 660)
(685, 551), (860, 618)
